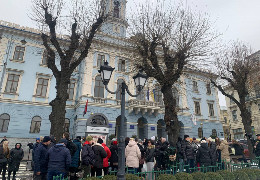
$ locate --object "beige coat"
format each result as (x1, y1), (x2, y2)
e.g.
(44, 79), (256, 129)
(218, 140), (230, 162)
(125, 140), (141, 168)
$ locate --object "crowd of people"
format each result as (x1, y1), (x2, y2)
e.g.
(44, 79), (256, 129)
(0, 133), (259, 180)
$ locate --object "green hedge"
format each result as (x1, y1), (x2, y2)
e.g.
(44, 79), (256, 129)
(175, 172), (193, 180)
(102, 175), (117, 180)
(204, 172), (224, 180)
(232, 170), (249, 180)
(239, 169), (257, 180)
(157, 174), (177, 180)
(125, 174), (140, 180)
(251, 169), (260, 179)
(218, 170), (235, 180)
(191, 172), (206, 180)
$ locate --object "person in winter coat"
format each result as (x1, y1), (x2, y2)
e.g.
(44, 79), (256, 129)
(209, 140), (218, 166)
(91, 139), (107, 177)
(176, 137), (184, 172)
(196, 140), (212, 170)
(97, 138), (111, 176)
(63, 132), (78, 156)
(181, 135), (195, 173)
(125, 138), (141, 173)
(46, 139), (71, 180)
(31, 138), (40, 171)
(109, 141), (118, 172)
(145, 140), (155, 179)
(217, 139), (230, 162)
(155, 138), (169, 170)
(0, 141), (9, 179)
(136, 139), (145, 173)
(33, 136), (51, 180)
(81, 136), (94, 178)
(215, 137), (222, 163)
(8, 143), (24, 180)
(69, 136), (82, 180)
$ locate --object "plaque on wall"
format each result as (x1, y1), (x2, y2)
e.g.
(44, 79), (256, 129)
(109, 124), (113, 128)
(130, 125), (134, 129)
(151, 127), (155, 131)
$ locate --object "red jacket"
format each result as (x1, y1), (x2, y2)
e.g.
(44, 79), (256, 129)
(102, 143), (111, 167)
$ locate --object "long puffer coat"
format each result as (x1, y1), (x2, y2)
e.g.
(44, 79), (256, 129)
(125, 140), (141, 168)
(196, 143), (212, 167)
(70, 139), (82, 168)
(218, 140), (230, 162)
(102, 143), (111, 168)
(8, 143), (24, 172)
(109, 144), (118, 165)
(92, 143), (107, 169)
(210, 142), (218, 165)
(181, 140), (195, 160)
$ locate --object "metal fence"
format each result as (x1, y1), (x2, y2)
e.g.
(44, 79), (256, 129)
(53, 157), (260, 180)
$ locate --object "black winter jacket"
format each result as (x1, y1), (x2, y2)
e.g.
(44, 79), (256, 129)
(46, 144), (71, 172)
(145, 146), (155, 162)
(109, 144), (118, 164)
(81, 143), (94, 166)
(66, 140), (78, 156)
(209, 142), (218, 165)
(255, 140), (260, 157)
(8, 144), (24, 172)
(181, 140), (195, 160)
(34, 143), (48, 173)
(196, 143), (212, 166)
(176, 141), (183, 159)
(233, 143), (244, 156)
(92, 143), (107, 168)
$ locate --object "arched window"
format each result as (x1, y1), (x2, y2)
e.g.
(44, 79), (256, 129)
(0, 113), (10, 132)
(94, 75), (104, 98)
(113, 1), (120, 18)
(64, 118), (70, 133)
(30, 116), (42, 133)
(89, 115), (107, 126)
(212, 129), (217, 137)
(116, 79), (124, 100)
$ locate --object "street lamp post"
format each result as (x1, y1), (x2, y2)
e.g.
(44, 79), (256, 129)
(99, 61), (148, 180)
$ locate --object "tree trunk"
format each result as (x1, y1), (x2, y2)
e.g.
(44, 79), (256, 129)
(240, 108), (255, 160)
(162, 85), (180, 146)
(49, 77), (70, 141)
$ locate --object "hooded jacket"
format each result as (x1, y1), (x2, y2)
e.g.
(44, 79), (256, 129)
(70, 139), (82, 168)
(8, 143), (24, 172)
(92, 143), (107, 168)
(145, 145), (155, 162)
(125, 140), (141, 168)
(181, 140), (195, 160)
(34, 143), (49, 173)
(218, 140), (230, 162)
(46, 144), (71, 172)
(209, 142), (218, 165)
(102, 143), (111, 168)
(109, 144), (118, 165)
(196, 143), (212, 166)
(81, 141), (94, 166)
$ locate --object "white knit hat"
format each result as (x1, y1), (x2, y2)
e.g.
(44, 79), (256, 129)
(201, 140), (207, 143)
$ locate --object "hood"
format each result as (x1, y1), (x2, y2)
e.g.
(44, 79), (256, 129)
(53, 144), (66, 152)
(102, 143), (107, 148)
(128, 140), (136, 147)
(201, 143), (208, 149)
(147, 145), (155, 149)
(83, 141), (91, 145)
(15, 143), (22, 150)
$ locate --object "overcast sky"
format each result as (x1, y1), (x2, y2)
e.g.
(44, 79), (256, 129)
(1, 0), (260, 106)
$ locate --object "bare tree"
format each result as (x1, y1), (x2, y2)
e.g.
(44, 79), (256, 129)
(130, 2), (217, 145)
(211, 42), (260, 159)
(31, 0), (107, 140)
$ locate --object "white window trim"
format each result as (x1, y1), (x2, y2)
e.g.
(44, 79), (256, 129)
(32, 73), (52, 101)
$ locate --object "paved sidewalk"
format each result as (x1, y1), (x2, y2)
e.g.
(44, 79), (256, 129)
(2, 161), (33, 180)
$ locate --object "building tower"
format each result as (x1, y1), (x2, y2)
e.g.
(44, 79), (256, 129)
(100, 0), (128, 38)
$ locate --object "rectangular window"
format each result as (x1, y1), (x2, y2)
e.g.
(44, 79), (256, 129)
(232, 110), (237, 121)
(194, 101), (201, 115)
(67, 82), (75, 100)
(206, 83), (211, 94)
(13, 46), (25, 61)
(35, 78), (49, 97)
(4, 74), (20, 93)
(97, 54), (105, 67)
(193, 81), (198, 92)
(208, 103), (214, 116)
(41, 50), (48, 65)
(118, 59), (126, 72)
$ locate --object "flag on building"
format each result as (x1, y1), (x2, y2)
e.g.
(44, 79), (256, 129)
(191, 114), (197, 125)
(150, 89), (155, 102)
(83, 100), (88, 116)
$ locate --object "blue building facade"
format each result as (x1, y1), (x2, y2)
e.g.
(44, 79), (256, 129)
(0, 0), (224, 141)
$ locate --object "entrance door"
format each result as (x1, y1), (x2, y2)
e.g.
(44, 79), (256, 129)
(137, 117), (148, 140)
